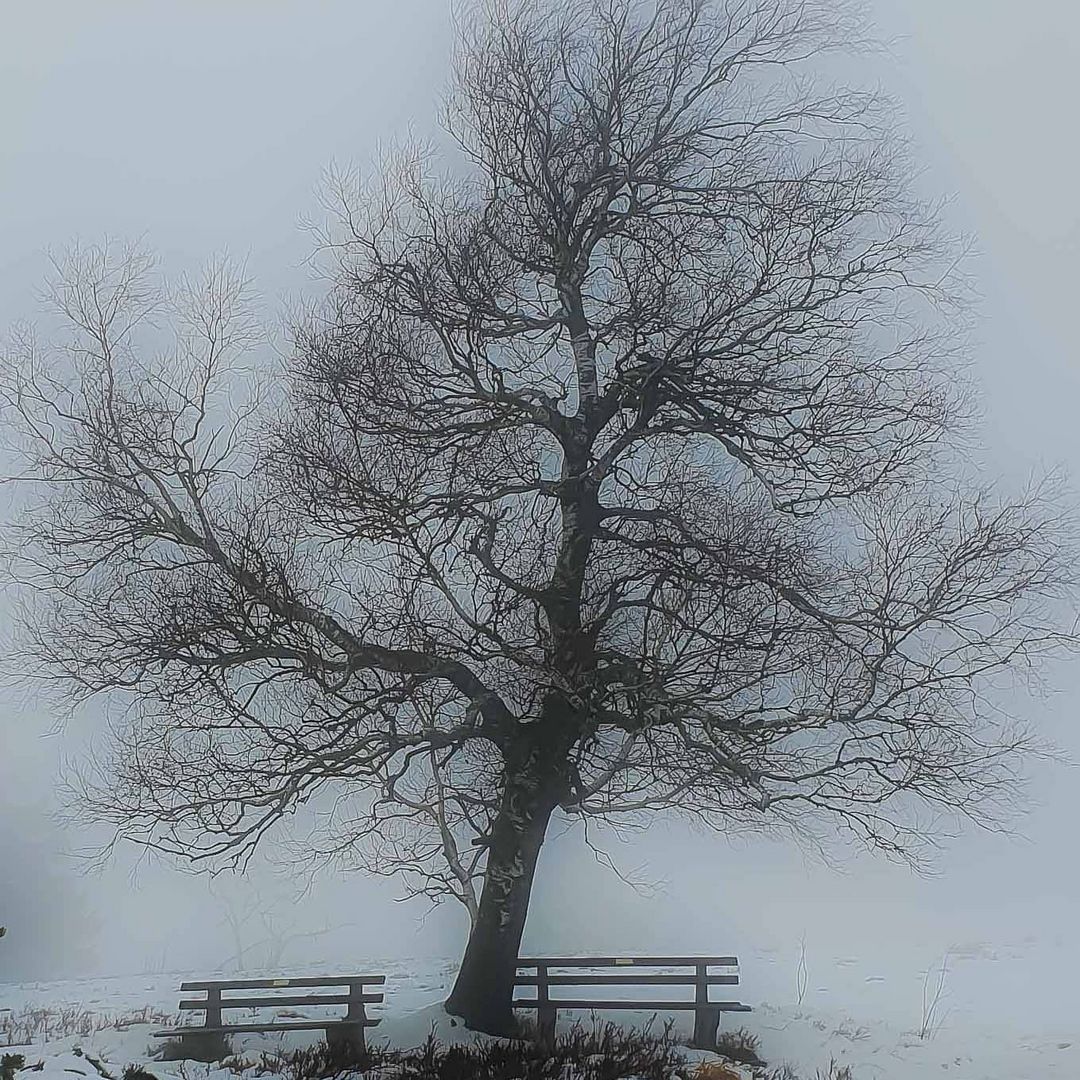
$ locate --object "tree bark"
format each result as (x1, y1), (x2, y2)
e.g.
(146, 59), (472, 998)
(445, 754), (560, 1034)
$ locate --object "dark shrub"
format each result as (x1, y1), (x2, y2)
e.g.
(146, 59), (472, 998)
(1, 1054), (25, 1080)
(714, 1027), (765, 1067)
(122, 1067), (158, 1080)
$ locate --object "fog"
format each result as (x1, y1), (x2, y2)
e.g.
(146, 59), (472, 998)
(1, 0), (1078, 1030)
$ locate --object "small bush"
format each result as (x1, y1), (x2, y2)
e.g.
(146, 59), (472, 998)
(153, 1031), (232, 1064)
(1, 1053), (26, 1080)
(819, 1065), (853, 1080)
(692, 1064), (743, 1080)
(122, 1066), (159, 1080)
(217, 1057), (259, 1074)
(714, 1028), (764, 1067)
(234, 1051), (293, 1076)
(71, 1048), (114, 1080)
(764, 1062), (853, 1080)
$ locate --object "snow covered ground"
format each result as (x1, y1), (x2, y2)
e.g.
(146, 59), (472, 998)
(1, 949), (1076, 1079)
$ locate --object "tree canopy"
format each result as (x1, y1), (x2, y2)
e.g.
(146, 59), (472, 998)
(2, 0), (1073, 1033)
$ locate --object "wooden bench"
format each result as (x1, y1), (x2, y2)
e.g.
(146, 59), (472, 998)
(152, 974), (385, 1057)
(513, 955), (750, 1049)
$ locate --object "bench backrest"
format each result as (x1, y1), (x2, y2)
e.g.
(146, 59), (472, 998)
(514, 956), (740, 1005)
(179, 975), (386, 1027)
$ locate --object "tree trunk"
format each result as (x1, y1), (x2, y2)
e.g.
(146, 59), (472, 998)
(445, 760), (559, 1034)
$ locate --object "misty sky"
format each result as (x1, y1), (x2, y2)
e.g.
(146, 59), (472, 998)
(1, 0), (1078, 1022)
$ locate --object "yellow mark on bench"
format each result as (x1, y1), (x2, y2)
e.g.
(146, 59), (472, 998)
(271, 979), (291, 986)
(614, 958), (633, 965)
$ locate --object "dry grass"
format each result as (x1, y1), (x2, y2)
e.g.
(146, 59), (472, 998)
(0, 1006), (177, 1048)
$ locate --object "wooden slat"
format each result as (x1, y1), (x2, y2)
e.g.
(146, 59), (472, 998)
(511, 999), (750, 1012)
(514, 974), (738, 987)
(153, 1020), (381, 1037)
(517, 956), (737, 969)
(179, 975), (385, 991)
(179, 993), (382, 1011)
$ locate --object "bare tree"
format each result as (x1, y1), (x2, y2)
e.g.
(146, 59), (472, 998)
(1, 0), (1074, 1035)
(208, 876), (353, 973)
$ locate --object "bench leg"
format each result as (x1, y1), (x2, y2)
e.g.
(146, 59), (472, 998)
(691, 1005), (721, 1050)
(177, 1031), (230, 1063)
(326, 1023), (367, 1056)
(538, 1006), (557, 1046)
(179, 1034), (201, 1060)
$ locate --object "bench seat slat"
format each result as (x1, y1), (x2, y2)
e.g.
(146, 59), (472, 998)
(179, 994), (382, 1011)
(179, 975), (385, 991)
(154, 1020), (381, 1037)
(513, 999), (751, 1012)
(517, 956), (737, 968)
(515, 974), (738, 987)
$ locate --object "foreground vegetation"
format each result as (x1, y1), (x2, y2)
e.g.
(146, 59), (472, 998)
(160, 1024), (849, 1080)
